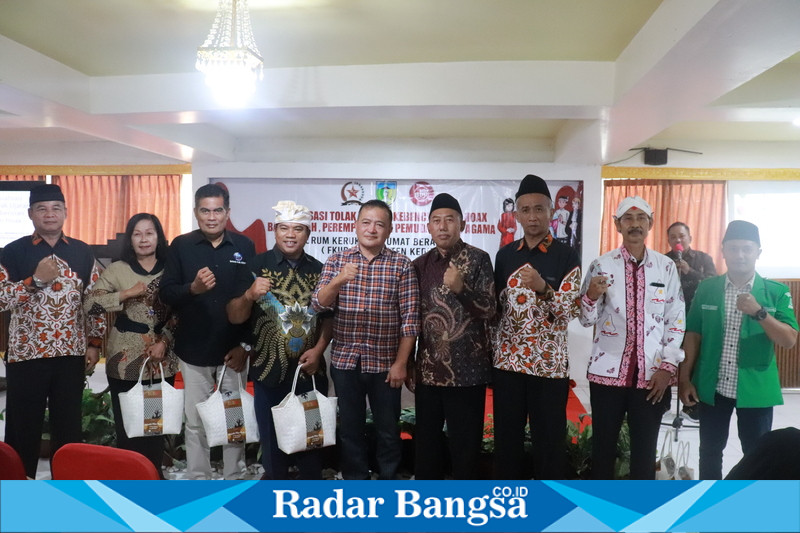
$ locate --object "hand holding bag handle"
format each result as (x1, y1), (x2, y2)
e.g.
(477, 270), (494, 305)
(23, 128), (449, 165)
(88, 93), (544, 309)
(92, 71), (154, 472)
(271, 363), (337, 454)
(196, 360), (260, 446)
(119, 357), (184, 437)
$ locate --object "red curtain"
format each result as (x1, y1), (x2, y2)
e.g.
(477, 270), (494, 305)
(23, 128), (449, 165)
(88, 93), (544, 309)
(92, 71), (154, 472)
(0, 175), (44, 181)
(601, 179), (726, 270)
(53, 175), (181, 244)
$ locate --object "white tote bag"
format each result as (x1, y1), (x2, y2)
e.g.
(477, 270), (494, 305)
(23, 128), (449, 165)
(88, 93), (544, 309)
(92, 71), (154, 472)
(271, 363), (337, 454)
(196, 364), (260, 446)
(676, 441), (696, 480)
(655, 429), (676, 480)
(118, 358), (184, 437)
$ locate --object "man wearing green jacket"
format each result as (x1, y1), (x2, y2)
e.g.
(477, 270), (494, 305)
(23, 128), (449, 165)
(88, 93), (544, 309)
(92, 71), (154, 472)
(679, 220), (798, 479)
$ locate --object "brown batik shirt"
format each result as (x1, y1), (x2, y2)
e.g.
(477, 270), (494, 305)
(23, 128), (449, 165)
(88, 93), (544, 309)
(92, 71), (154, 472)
(413, 240), (495, 387)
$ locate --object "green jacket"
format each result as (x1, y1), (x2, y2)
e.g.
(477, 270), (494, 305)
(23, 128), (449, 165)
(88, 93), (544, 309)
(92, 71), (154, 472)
(686, 274), (798, 408)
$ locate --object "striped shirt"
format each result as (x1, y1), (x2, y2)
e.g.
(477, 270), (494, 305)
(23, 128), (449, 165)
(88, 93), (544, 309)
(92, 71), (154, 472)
(718, 275), (754, 399)
(312, 245), (420, 373)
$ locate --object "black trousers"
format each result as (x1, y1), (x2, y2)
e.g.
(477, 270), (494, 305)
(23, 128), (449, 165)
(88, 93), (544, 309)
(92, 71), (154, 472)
(699, 393), (773, 480)
(330, 364), (401, 480)
(492, 368), (570, 480)
(589, 382), (671, 480)
(107, 375), (176, 480)
(414, 383), (486, 480)
(4, 356), (85, 478)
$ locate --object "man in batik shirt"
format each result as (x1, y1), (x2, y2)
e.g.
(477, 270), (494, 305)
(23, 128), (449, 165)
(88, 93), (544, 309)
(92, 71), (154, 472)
(0, 184), (105, 478)
(493, 175), (582, 480)
(412, 193), (495, 479)
(228, 201), (332, 480)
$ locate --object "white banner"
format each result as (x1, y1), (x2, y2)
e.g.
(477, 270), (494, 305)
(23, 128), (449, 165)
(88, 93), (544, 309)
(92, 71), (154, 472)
(212, 178), (583, 263)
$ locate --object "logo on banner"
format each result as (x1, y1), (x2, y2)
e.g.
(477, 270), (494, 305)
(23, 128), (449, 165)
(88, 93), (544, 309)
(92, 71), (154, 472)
(340, 182), (365, 206)
(376, 181), (398, 205)
(409, 181), (434, 206)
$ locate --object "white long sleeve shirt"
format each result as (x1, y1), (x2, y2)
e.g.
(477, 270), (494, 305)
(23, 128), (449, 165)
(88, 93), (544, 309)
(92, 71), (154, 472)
(579, 246), (685, 387)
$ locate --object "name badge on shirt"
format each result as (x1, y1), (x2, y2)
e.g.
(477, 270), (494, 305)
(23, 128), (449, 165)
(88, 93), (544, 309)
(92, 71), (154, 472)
(701, 304), (718, 310)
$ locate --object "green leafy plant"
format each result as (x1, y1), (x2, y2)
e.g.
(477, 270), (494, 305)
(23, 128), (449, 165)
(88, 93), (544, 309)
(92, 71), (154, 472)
(163, 432), (187, 470)
(481, 414), (495, 454)
(80, 387), (116, 447)
(614, 417), (631, 480)
(565, 413), (631, 479)
(565, 413), (593, 478)
(42, 383), (116, 450)
(481, 414), (534, 456)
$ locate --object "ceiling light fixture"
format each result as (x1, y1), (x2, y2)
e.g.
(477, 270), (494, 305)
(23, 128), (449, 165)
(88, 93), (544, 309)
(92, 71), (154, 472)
(196, 0), (263, 107)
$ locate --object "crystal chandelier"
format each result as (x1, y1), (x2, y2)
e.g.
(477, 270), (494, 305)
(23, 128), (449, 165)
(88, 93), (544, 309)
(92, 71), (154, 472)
(196, 0), (264, 106)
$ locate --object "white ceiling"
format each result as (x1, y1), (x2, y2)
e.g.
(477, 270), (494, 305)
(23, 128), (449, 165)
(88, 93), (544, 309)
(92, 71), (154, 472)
(1, 0), (800, 166)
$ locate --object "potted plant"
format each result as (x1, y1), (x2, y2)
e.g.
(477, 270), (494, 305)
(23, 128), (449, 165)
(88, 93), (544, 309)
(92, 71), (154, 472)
(40, 383), (116, 457)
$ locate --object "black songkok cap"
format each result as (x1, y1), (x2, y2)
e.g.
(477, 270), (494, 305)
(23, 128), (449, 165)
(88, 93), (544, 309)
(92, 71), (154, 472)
(723, 220), (760, 246)
(29, 184), (65, 206)
(429, 193), (462, 217)
(515, 174), (552, 200)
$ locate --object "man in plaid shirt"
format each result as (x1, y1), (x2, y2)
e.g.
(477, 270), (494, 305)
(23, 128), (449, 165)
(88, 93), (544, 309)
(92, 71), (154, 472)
(313, 199), (420, 479)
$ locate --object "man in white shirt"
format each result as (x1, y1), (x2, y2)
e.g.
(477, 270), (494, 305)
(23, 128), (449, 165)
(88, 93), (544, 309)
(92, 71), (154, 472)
(579, 196), (685, 479)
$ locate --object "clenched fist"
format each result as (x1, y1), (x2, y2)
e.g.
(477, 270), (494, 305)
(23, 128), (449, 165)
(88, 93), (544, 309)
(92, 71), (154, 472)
(190, 267), (216, 295)
(34, 256), (59, 284)
(519, 264), (545, 293)
(121, 281), (147, 301)
(336, 263), (358, 284)
(586, 275), (609, 301)
(736, 293), (761, 316)
(443, 261), (464, 294)
(246, 277), (272, 301)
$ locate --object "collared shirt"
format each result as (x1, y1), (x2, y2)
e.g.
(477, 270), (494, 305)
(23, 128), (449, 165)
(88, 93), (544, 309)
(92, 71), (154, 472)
(580, 246), (685, 388)
(607, 248), (648, 387)
(493, 234), (581, 378)
(717, 274), (754, 398)
(232, 247), (329, 386)
(413, 240), (495, 387)
(312, 245), (419, 373)
(665, 248), (717, 309)
(159, 229), (255, 366)
(0, 233), (105, 363)
(686, 273), (798, 407)
(84, 259), (179, 381)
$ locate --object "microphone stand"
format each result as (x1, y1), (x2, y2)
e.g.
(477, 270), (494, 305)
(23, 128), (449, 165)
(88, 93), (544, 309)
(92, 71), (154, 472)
(660, 245), (698, 441)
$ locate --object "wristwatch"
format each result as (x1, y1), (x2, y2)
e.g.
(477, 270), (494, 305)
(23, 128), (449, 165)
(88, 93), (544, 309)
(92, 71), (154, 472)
(32, 276), (46, 288)
(240, 342), (253, 352)
(752, 307), (768, 321)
